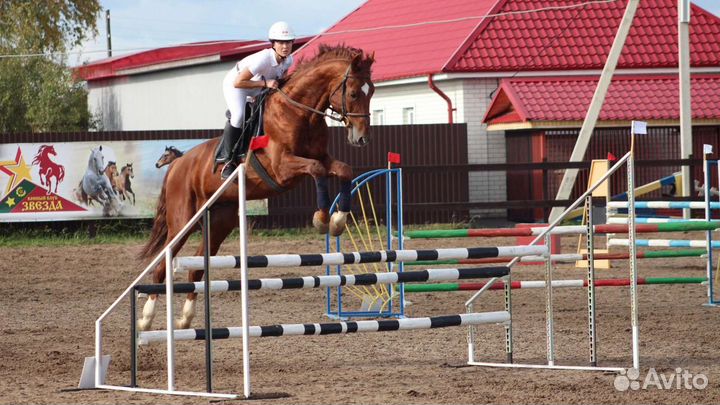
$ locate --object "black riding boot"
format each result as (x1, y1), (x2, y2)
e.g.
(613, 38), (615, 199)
(214, 121), (243, 179)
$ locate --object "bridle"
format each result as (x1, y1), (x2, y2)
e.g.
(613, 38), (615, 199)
(274, 64), (372, 128)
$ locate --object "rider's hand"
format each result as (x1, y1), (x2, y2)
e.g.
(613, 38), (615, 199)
(265, 79), (279, 89)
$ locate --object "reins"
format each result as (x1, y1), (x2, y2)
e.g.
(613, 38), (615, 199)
(273, 64), (371, 127)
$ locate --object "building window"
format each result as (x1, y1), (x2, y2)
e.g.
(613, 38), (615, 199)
(372, 109), (384, 126)
(402, 107), (415, 124)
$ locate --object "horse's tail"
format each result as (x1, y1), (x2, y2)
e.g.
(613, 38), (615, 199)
(138, 175), (169, 262)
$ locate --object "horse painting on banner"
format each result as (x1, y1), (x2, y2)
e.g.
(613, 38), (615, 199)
(79, 146), (122, 216)
(31, 145), (65, 194)
(137, 45), (375, 331)
(114, 163), (136, 205)
(155, 146), (184, 169)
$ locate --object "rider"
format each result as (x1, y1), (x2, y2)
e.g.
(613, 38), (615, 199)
(216, 21), (296, 179)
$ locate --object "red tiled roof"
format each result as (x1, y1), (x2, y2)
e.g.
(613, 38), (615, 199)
(293, 0), (496, 82)
(448, 0), (720, 72)
(483, 75), (720, 125)
(75, 38), (310, 81)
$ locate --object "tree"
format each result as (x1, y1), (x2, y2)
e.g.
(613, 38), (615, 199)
(0, 0), (101, 133)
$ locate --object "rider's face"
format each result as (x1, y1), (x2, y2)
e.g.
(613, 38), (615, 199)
(272, 40), (293, 58)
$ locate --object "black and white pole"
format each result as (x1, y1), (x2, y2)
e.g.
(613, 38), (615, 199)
(138, 312), (511, 344)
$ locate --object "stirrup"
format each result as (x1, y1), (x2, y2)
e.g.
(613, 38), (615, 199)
(220, 161), (238, 180)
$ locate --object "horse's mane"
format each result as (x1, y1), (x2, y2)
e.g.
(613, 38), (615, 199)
(31, 145), (50, 165)
(167, 146), (184, 156)
(287, 44), (374, 83)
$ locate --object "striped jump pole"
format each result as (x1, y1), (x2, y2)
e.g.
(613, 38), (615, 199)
(403, 277), (707, 293)
(608, 201), (720, 210)
(405, 249), (708, 266)
(609, 239), (720, 248)
(136, 267), (510, 295)
(607, 217), (709, 224)
(137, 311), (511, 345)
(172, 246), (547, 272)
(403, 222), (720, 239)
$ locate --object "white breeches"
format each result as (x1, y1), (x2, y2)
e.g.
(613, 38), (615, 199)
(222, 73), (258, 128)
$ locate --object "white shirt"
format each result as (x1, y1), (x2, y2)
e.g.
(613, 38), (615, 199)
(233, 48), (293, 84)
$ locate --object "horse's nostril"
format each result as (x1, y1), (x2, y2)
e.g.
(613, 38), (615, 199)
(358, 137), (367, 145)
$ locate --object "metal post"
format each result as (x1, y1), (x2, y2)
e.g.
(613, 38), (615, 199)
(105, 9), (112, 58)
(703, 154), (715, 306)
(94, 320), (102, 387)
(238, 165), (251, 398)
(544, 234), (555, 366)
(165, 250), (176, 391)
(203, 210), (213, 392)
(586, 197), (598, 367)
(504, 273), (513, 363)
(397, 168), (405, 317)
(627, 127), (640, 370)
(679, 0), (692, 219)
(130, 288), (137, 387)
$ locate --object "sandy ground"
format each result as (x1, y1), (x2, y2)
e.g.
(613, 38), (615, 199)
(1, 231), (719, 404)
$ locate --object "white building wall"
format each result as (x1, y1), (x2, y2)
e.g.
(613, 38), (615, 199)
(88, 62), (234, 131)
(369, 80), (462, 124)
(461, 78), (506, 218)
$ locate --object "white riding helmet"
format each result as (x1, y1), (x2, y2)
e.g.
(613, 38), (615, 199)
(268, 21), (295, 41)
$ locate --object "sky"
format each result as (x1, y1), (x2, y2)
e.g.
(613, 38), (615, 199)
(70, 0), (366, 66)
(70, 0), (720, 66)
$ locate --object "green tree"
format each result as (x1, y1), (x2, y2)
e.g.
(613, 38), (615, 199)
(0, 0), (101, 132)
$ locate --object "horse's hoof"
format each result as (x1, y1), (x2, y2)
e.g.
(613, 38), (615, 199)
(137, 319), (152, 331)
(175, 318), (191, 330)
(312, 210), (329, 234)
(329, 212), (347, 237)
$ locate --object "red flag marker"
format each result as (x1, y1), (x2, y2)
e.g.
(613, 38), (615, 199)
(387, 152), (401, 164)
(250, 135), (269, 151)
(607, 152), (617, 161)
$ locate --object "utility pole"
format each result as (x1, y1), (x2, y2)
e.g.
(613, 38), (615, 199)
(106, 9), (112, 57)
(678, 0), (692, 218)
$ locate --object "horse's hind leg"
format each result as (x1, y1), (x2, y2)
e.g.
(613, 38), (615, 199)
(176, 204), (238, 329)
(136, 232), (191, 331)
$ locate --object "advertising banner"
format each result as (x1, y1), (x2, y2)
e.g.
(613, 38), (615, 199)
(0, 140), (267, 222)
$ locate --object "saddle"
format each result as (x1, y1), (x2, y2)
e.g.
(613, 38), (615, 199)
(231, 88), (270, 160)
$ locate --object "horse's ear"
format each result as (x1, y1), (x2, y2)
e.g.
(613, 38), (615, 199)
(99, 145), (103, 151)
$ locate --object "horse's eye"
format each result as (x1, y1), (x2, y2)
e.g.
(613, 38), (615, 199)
(350, 91), (358, 99)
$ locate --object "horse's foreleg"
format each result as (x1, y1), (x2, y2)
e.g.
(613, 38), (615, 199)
(175, 204), (237, 330)
(323, 158), (353, 237)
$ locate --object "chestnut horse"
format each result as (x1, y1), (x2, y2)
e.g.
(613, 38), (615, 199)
(137, 45), (375, 330)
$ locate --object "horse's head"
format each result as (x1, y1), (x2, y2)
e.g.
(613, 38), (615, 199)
(327, 49), (375, 147)
(105, 161), (118, 177)
(156, 146), (181, 168)
(42, 145), (57, 157)
(89, 146), (105, 175)
(125, 163), (134, 178)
